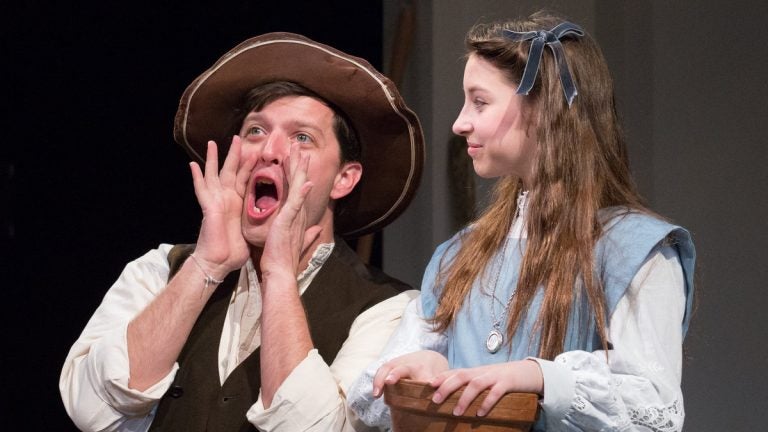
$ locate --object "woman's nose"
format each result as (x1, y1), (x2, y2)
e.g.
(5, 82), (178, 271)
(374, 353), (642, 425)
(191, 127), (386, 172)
(452, 108), (471, 136)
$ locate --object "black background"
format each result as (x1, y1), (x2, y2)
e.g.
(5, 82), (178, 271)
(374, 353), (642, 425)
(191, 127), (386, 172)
(3, 1), (382, 429)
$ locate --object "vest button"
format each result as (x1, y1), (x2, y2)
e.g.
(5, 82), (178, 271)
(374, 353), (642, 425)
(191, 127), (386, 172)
(169, 385), (184, 398)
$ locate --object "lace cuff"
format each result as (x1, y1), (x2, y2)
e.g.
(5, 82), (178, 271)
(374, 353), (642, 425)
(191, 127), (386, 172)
(539, 351), (684, 432)
(628, 399), (684, 432)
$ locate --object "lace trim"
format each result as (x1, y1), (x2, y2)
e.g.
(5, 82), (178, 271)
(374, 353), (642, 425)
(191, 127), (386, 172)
(573, 395), (587, 411)
(347, 358), (393, 429)
(628, 398), (683, 432)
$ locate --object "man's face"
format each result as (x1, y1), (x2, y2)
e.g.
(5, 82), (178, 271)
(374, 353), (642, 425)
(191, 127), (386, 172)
(238, 95), (358, 247)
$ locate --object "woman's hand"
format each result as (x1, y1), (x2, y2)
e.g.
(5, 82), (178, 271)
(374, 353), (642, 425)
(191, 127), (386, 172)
(371, 350), (449, 398)
(189, 136), (256, 279)
(428, 359), (543, 417)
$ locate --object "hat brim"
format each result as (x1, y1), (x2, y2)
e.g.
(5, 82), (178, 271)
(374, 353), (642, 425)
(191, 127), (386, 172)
(174, 32), (424, 238)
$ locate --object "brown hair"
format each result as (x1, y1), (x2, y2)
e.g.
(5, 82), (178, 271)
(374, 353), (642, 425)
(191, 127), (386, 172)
(433, 11), (651, 359)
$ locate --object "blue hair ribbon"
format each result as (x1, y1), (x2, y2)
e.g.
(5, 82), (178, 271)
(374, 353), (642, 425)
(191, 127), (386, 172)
(502, 22), (584, 106)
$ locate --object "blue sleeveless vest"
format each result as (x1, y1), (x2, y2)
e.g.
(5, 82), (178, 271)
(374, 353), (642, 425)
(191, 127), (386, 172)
(421, 210), (695, 368)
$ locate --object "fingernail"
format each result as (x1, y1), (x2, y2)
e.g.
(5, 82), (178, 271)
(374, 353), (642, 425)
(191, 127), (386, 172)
(453, 407), (462, 416)
(372, 387), (380, 397)
(476, 409), (486, 417)
(384, 373), (394, 383)
(431, 392), (442, 404)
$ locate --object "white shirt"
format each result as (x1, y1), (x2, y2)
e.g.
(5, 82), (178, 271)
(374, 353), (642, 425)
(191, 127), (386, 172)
(59, 243), (418, 432)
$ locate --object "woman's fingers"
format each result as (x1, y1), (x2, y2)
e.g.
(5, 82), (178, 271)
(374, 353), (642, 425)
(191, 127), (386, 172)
(372, 363), (412, 398)
(430, 370), (467, 405)
(430, 362), (542, 417)
(375, 364), (412, 398)
(372, 364), (395, 398)
(430, 369), (500, 416)
(452, 375), (491, 416)
(476, 385), (506, 417)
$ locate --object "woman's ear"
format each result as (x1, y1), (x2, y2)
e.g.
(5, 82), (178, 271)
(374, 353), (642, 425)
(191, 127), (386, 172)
(330, 161), (363, 200)
(523, 99), (541, 138)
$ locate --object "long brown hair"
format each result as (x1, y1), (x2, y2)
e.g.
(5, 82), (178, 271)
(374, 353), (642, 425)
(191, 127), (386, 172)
(433, 11), (650, 359)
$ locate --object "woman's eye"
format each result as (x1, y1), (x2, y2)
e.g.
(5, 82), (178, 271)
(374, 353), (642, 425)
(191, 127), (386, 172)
(473, 98), (487, 109)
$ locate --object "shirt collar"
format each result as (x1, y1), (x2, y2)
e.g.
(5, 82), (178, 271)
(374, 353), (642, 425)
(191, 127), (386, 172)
(245, 241), (336, 293)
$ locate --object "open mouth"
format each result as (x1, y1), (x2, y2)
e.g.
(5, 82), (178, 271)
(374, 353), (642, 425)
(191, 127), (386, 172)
(246, 172), (283, 221)
(254, 179), (278, 214)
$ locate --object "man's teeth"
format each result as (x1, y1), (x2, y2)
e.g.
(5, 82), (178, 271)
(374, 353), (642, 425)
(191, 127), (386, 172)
(253, 178), (277, 214)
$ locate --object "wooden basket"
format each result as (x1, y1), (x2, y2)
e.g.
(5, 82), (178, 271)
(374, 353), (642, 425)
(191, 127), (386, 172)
(384, 379), (539, 432)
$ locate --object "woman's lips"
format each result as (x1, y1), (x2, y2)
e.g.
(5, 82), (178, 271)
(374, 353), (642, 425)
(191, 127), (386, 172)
(467, 142), (482, 157)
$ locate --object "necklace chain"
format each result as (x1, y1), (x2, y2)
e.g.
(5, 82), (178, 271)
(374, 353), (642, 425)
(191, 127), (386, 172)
(485, 190), (528, 353)
(488, 238), (513, 329)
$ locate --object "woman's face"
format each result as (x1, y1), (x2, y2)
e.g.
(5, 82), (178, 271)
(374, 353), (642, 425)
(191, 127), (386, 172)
(452, 54), (538, 185)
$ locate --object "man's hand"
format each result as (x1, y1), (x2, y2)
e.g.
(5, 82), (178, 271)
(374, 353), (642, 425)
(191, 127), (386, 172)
(260, 142), (322, 283)
(257, 143), (322, 408)
(127, 136), (257, 391)
(189, 136), (256, 278)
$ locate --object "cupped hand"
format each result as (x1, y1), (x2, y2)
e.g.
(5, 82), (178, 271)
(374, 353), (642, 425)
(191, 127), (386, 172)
(428, 359), (543, 417)
(371, 350), (449, 398)
(189, 136), (256, 279)
(259, 142), (322, 282)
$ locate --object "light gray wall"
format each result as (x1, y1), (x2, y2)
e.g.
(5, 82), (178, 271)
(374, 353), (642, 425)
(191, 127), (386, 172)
(382, 0), (768, 429)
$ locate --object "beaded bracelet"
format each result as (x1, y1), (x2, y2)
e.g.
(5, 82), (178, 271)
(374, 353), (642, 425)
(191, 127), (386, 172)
(188, 254), (225, 290)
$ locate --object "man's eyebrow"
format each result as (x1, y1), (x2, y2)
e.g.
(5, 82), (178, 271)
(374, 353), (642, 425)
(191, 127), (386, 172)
(288, 120), (325, 133)
(243, 112), (266, 122)
(242, 114), (325, 133)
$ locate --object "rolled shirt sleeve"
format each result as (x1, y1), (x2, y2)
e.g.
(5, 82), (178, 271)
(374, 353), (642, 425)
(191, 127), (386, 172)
(247, 290), (419, 432)
(59, 245), (178, 432)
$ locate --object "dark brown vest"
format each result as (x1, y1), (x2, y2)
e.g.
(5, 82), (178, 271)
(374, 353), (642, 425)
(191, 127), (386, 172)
(148, 239), (409, 432)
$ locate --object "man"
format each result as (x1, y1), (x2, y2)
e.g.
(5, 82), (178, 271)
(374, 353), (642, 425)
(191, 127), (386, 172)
(60, 33), (424, 431)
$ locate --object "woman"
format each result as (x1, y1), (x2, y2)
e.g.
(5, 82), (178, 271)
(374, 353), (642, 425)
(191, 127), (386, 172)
(348, 11), (695, 431)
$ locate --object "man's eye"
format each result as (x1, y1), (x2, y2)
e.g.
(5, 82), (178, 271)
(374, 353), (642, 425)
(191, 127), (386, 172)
(295, 133), (312, 143)
(246, 126), (264, 136)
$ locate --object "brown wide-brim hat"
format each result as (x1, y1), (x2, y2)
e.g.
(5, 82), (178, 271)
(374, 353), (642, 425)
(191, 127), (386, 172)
(174, 32), (425, 238)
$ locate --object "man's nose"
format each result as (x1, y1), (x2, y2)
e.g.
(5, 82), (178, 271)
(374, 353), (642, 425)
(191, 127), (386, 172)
(260, 135), (289, 165)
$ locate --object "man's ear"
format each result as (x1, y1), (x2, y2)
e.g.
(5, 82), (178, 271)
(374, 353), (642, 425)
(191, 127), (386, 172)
(330, 161), (362, 200)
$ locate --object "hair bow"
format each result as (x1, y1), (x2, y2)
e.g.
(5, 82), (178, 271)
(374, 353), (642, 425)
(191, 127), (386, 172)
(502, 22), (584, 106)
